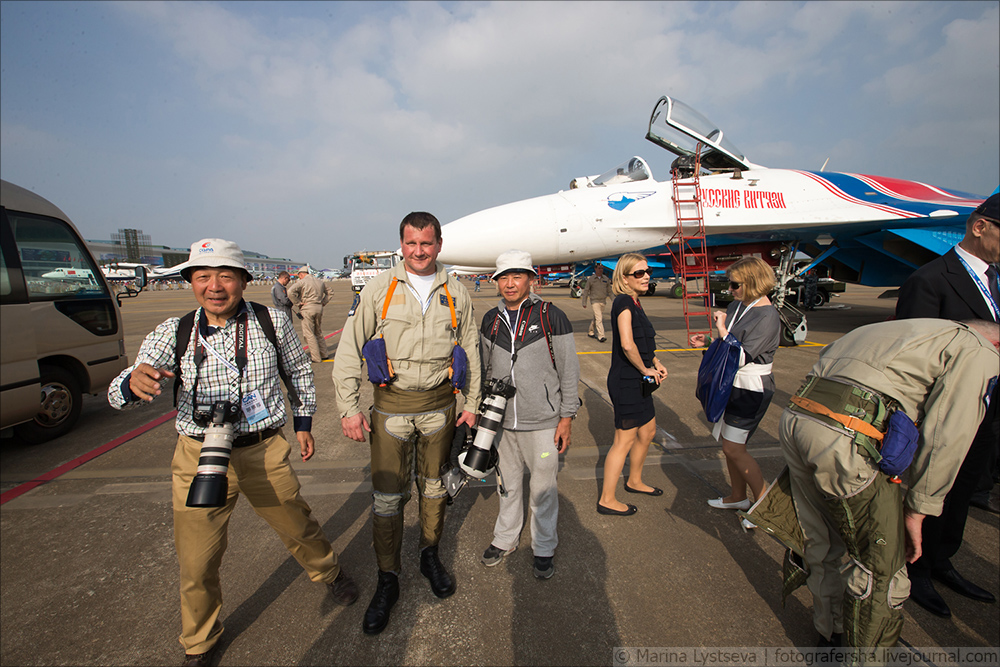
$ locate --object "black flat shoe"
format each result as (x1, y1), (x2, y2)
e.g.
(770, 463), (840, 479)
(624, 484), (663, 496)
(596, 502), (637, 516)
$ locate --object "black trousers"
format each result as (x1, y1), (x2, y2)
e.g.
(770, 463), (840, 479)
(908, 387), (999, 578)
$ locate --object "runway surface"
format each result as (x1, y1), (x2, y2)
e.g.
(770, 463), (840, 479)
(2, 281), (996, 666)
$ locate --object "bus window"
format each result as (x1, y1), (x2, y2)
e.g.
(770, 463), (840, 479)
(8, 212), (110, 299)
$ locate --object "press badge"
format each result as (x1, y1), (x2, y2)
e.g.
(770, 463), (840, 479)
(242, 391), (269, 424)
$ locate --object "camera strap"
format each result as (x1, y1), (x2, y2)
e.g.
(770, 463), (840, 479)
(485, 300), (556, 382)
(190, 309), (249, 420)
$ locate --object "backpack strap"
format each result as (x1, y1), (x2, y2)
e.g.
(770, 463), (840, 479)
(540, 301), (556, 369)
(249, 302), (301, 408)
(173, 310), (197, 407)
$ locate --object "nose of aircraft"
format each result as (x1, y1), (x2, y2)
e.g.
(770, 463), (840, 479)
(439, 195), (568, 268)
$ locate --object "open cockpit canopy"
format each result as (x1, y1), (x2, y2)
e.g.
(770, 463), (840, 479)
(646, 96), (751, 173)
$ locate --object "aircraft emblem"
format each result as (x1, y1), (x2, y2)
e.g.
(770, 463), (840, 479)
(606, 192), (654, 211)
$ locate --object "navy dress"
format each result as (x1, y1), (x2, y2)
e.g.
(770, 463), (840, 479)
(607, 294), (657, 430)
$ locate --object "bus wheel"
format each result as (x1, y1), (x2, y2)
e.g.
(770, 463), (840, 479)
(14, 366), (82, 444)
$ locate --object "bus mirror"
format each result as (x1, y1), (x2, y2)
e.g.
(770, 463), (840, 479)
(134, 265), (148, 288)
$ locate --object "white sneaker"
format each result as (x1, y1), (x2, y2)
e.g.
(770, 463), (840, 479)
(707, 497), (751, 511)
(741, 518), (757, 530)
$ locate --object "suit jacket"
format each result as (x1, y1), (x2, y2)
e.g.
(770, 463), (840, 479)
(895, 247), (995, 321)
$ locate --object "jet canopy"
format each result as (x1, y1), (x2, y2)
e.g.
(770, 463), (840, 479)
(646, 96), (751, 173)
(571, 156), (653, 189)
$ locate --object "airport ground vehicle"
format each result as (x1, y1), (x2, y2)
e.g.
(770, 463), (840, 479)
(346, 250), (400, 293)
(1, 180), (132, 443)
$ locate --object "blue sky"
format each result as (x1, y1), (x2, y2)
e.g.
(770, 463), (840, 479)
(2, 1), (998, 269)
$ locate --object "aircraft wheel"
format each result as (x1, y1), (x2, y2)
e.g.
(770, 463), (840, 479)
(670, 282), (684, 299)
(780, 325), (799, 347)
(646, 282), (656, 296)
(14, 365), (83, 444)
(570, 285), (583, 298)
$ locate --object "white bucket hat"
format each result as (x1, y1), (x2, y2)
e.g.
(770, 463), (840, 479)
(492, 249), (537, 280)
(180, 238), (252, 281)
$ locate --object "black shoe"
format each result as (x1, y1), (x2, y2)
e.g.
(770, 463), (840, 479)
(596, 502), (637, 516)
(933, 568), (997, 603)
(327, 569), (359, 606)
(816, 632), (842, 648)
(362, 571), (399, 635)
(420, 546), (456, 598)
(909, 576), (951, 617)
(181, 646), (216, 667)
(598, 337), (607, 342)
(533, 555), (555, 579)
(624, 483), (663, 496)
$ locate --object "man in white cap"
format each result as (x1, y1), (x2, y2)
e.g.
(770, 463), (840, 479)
(108, 238), (357, 667)
(478, 249), (580, 579)
(288, 266), (333, 363)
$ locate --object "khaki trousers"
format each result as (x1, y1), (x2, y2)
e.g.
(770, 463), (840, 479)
(299, 303), (328, 362)
(779, 410), (909, 649)
(172, 433), (340, 654)
(369, 383), (456, 573)
(588, 301), (606, 339)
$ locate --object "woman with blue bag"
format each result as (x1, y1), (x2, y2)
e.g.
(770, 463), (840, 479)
(689, 257), (780, 528)
(598, 253), (669, 516)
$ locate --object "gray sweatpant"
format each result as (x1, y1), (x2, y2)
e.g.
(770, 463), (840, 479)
(492, 427), (559, 557)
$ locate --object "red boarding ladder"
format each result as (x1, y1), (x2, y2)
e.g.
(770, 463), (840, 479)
(670, 145), (712, 344)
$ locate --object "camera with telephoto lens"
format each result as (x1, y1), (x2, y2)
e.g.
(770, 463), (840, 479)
(186, 401), (240, 508)
(459, 377), (516, 479)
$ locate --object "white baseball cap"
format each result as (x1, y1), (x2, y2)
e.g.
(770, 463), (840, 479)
(181, 238), (252, 281)
(492, 249), (536, 280)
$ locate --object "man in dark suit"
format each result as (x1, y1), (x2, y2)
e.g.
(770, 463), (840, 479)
(895, 192), (1000, 618)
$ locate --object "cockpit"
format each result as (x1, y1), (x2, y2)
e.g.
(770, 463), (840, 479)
(570, 156), (653, 189)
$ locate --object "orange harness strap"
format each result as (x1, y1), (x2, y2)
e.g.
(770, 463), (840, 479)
(789, 395), (884, 442)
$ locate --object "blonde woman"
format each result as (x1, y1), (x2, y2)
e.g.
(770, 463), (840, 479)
(689, 257), (780, 526)
(597, 253), (668, 516)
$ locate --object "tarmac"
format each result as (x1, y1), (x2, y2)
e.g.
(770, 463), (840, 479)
(1, 281), (997, 666)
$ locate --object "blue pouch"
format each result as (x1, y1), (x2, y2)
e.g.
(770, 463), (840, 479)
(362, 338), (395, 386)
(450, 344), (468, 391)
(878, 410), (919, 477)
(695, 334), (742, 423)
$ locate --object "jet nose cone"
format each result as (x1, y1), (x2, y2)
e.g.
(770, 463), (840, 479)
(440, 196), (564, 267)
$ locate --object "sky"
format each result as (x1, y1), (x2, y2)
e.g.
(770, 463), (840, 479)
(2, 0), (998, 270)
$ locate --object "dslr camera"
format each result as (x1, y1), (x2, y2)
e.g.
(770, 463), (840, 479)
(186, 401), (241, 508)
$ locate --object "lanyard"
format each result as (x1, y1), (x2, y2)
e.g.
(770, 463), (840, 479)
(191, 308), (249, 414)
(729, 297), (762, 328)
(956, 253), (1000, 321)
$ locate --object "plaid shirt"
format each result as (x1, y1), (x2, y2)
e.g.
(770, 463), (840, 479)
(108, 301), (316, 436)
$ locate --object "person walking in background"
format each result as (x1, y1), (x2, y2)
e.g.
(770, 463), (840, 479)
(581, 262), (611, 342)
(288, 266), (332, 363)
(597, 253), (668, 516)
(690, 257), (780, 529)
(271, 270), (294, 323)
(893, 192), (1000, 617)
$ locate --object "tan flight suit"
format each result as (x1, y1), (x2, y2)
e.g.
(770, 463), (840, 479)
(288, 274), (331, 362)
(581, 272), (611, 339)
(333, 261), (481, 573)
(775, 319), (998, 648)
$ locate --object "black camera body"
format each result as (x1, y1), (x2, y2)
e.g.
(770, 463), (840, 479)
(459, 377), (516, 479)
(186, 401), (239, 508)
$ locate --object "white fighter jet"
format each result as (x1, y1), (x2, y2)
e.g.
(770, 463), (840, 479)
(438, 96), (986, 289)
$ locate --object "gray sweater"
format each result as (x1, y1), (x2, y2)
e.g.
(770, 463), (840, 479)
(479, 293), (580, 431)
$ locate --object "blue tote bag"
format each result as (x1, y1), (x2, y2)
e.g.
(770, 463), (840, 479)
(696, 334), (742, 423)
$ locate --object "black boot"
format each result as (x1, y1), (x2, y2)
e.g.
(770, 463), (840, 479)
(362, 571), (399, 635)
(420, 545), (456, 598)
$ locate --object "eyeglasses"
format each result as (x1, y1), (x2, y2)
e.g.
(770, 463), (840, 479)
(631, 269), (651, 279)
(729, 282), (742, 290)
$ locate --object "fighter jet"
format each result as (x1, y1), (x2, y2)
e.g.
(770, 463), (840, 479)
(438, 96), (986, 289)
